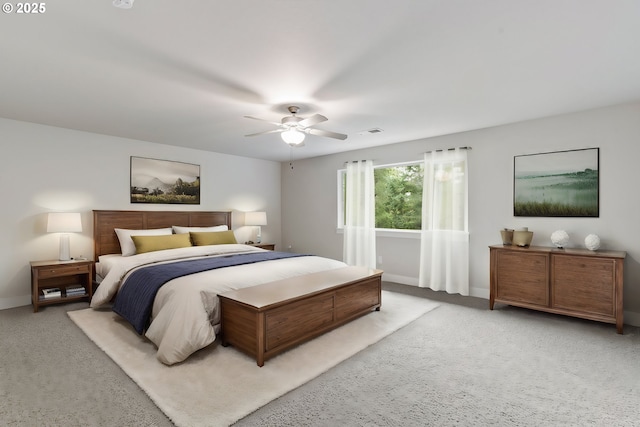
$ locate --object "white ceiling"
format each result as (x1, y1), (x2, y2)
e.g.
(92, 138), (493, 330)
(2, 1), (640, 162)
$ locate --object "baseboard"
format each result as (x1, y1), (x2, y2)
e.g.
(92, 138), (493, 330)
(0, 295), (30, 311)
(469, 287), (490, 299)
(382, 274), (489, 300)
(382, 273), (419, 287)
(624, 310), (640, 328)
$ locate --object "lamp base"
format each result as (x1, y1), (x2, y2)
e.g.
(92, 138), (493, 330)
(256, 226), (262, 244)
(59, 234), (71, 261)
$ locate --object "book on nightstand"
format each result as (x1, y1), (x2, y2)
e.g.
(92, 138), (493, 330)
(65, 285), (86, 295)
(42, 288), (62, 299)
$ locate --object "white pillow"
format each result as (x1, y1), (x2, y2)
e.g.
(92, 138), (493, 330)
(95, 254), (122, 278)
(172, 225), (228, 234)
(115, 227), (173, 256)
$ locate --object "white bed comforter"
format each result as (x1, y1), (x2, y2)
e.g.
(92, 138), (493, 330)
(91, 244), (347, 365)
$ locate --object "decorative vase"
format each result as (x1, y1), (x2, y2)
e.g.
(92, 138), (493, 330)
(585, 234), (601, 251)
(500, 229), (514, 245)
(551, 230), (570, 249)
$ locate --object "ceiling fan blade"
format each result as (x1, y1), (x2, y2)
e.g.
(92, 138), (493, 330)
(299, 114), (327, 128)
(244, 115), (282, 127)
(307, 128), (348, 140)
(244, 128), (284, 137)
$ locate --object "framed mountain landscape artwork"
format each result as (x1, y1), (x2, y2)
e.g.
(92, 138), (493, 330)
(513, 148), (599, 217)
(130, 156), (200, 204)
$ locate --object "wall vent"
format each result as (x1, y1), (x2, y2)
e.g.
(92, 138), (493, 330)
(358, 128), (384, 135)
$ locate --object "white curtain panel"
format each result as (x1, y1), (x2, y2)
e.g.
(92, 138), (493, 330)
(419, 148), (469, 295)
(343, 160), (376, 269)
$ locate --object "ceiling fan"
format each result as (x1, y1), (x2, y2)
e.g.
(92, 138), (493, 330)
(244, 106), (348, 146)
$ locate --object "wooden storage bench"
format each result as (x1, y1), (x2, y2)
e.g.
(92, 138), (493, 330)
(218, 266), (383, 366)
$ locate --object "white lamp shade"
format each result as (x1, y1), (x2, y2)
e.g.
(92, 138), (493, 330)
(281, 128), (305, 146)
(245, 211), (267, 226)
(47, 212), (82, 233)
(47, 212), (82, 261)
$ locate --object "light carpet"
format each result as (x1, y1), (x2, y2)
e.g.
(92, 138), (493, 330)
(234, 302), (640, 426)
(68, 290), (438, 427)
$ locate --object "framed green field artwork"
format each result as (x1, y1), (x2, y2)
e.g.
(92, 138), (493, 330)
(513, 148), (599, 217)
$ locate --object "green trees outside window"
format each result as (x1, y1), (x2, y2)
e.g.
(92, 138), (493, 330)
(374, 165), (423, 229)
(340, 163), (424, 230)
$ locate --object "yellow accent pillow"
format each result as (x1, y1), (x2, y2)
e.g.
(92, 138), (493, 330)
(190, 230), (237, 246)
(131, 233), (192, 254)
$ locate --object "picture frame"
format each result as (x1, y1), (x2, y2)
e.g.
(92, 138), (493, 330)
(130, 156), (200, 204)
(513, 148), (599, 217)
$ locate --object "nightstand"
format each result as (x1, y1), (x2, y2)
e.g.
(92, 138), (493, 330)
(250, 243), (275, 250)
(30, 259), (94, 312)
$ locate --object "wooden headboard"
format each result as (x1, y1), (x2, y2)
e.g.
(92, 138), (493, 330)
(93, 210), (232, 258)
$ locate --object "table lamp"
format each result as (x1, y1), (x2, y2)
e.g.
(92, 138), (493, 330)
(47, 212), (82, 261)
(245, 212), (267, 244)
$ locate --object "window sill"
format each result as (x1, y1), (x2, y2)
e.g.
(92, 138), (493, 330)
(335, 228), (421, 239)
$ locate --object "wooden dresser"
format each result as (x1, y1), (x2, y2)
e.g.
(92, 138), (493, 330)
(489, 245), (626, 333)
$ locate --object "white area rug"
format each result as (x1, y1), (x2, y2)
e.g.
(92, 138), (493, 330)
(68, 290), (439, 427)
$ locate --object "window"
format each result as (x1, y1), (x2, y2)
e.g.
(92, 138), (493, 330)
(339, 157), (467, 232)
(338, 162), (424, 230)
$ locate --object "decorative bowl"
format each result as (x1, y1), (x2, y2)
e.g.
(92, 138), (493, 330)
(513, 230), (533, 247)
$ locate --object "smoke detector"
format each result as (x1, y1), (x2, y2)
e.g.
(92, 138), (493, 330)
(113, 0), (134, 9)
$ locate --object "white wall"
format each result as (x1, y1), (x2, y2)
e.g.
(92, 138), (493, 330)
(282, 102), (640, 325)
(0, 118), (281, 309)
(4, 103), (639, 326)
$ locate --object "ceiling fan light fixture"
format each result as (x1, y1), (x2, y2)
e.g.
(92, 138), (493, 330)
(281, 128), (305, 146)
(245, 106), (346, 144)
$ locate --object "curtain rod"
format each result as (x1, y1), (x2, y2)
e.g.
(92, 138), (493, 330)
(424, 146), (472, 154)
(343, 160), (374, 164)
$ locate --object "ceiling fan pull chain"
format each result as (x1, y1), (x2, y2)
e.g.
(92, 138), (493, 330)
(289, 146), (294, 170)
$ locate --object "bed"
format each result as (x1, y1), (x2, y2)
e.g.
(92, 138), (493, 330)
(91, 210), (381, 366)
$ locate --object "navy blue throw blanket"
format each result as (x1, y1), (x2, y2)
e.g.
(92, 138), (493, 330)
(113, 251), (309, 334)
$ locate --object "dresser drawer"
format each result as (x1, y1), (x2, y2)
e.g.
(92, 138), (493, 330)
(552, 255), (616, 317)
(496, 250), (549, 307)
(37, 264), (91, 279)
